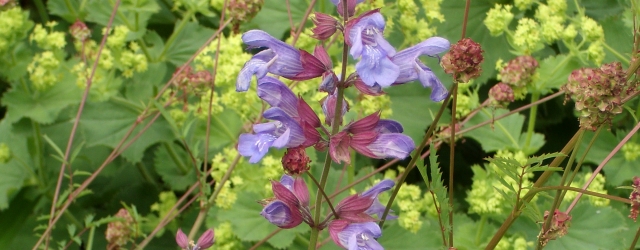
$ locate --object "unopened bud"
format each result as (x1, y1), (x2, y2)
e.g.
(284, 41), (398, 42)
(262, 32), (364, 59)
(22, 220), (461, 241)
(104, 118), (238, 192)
(488, 82), (515, 106)
(227, 0), (264, 33)
(311, 13), (340, 40)
(630, 176), (640, 222)
(500, 55), (539, 88)
(538, 209), (571, 246)
(441, 38), (484, 83)
(282, 147), (311, 175)
(69, 20), (91, 42)
(106, 208), (134, 249)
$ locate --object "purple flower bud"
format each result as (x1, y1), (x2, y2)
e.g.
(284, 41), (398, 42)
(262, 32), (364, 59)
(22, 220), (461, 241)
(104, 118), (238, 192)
(237, 30), (327, 91)
(195, 229), (215, 249)
(330, 0), (364, 17)
(329, 220), (383, 250)
(322, 89), (348, 126)
(353, 77), (384, 96)
(312, 12), (340, 40)
(334, 194), (375, 223)
(361, 179), (397, 220)
(261, 200), (303, 228)
(176, 228), (189, 249)
(346, 10), (399, 87)
(392, 37), (450, 102)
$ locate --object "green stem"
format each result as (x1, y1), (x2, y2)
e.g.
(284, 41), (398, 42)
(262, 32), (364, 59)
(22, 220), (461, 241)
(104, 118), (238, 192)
(603, 42), (631, 64)
(32, 122), (46, 187)
(63, 0), (79, 19)
(474, 215), (487, 246)
(309, 2), (349, 247)
(163, 142), (189, 174)
(159, 10), (196, 61)
(524, 92), (540, 149)
(522, 186), (631, 204)
(448, 83), (458, 248)
(86, 226), (95, 250)
(34, 0), (50, 23)
(630, 226), (640, 250)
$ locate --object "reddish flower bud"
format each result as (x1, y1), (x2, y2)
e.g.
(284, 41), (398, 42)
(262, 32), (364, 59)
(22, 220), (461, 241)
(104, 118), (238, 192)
(227, 0), (264, 33)
(106, 208), (134, 249)
(312, 13), (340, 40)
(630, 176), (640, 222)
(488, 82), (515, 106)
(188, 70), (213, 87)
(440, 38), (484, 83)
(538, 209), (571, 246)
(70, 20), (91, 42)
(282, 147), (311, 175)
(500, 55), (539, 88)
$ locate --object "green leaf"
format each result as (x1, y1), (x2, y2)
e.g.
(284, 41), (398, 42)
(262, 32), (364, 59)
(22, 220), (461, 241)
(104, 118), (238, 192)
(454, 213), (498, 249)
(465, 109), (545, 154)
(437, 0), (514, 84)
(544, 203), (628, 250)
(387, 83), (451, 145)
(377, 221), (444, 250)
(0, 120), (32, 210)
(85, 0), (160, 36)
(248, 0), (307, 38)
(217, 191), (308, 248)
(577, 130), (637, 186)
(535, 55), (582, 93)
(79, 100), (173, 163)
(162, 22), (214, 66)
(601, 15), (633, 66)
(153, 143), (196, 191)
(2, 70), (82, 125)
(47, 0), (81, 22)
(125, 62), (168, 103)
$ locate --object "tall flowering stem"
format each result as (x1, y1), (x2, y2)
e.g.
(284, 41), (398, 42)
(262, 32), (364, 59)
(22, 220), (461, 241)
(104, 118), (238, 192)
(308, 0), (350, 249)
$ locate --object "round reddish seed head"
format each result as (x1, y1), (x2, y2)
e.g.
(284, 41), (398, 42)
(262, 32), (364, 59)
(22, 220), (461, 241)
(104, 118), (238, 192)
(282, 147), (311, 175)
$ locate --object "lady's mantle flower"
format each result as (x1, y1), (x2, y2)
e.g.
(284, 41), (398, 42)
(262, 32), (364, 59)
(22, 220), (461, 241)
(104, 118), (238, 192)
(237, 30), (329, 91)
(238, 77), (322, 163)
(392, 37), (450, 101)
(330, 112), (415, 164)
(176, 228), (215, 250)
(260, 175), (312, 228)
(329, 220), (383, 250)
(346, 10), (399, 88)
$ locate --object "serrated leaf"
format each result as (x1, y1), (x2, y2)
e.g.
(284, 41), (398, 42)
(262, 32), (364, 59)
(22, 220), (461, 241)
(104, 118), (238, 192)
(162, 22), (214, 66)
(465, 108), (545, 154)
(387, 83), (451, 145)
(526, 152), (565, 166)
(495, 175), (516, 193)
(526, 166), (563, 174)
(2, 70), (82, 125)
(217, 191), (308, 248)
(248, 0), (307, 38)
(47, 0), (82, 22)
(535, 55), (582, 93)
(153, 143), (196, 191)
(79, 100), (173, 163)
(521, 200), (542, 223)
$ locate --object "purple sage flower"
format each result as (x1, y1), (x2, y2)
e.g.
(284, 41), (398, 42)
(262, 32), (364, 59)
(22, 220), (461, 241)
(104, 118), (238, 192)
(237, 30), (328, 92)
(237, 107), (305, 163)
(361, 179), (397, 220)
(392, 37), (451, 101)
(321, 88), (348, 126)
(346, 10), (399, 88)
(260, 175), (313, 228)
(329, 220), (383, 250)
(176, 228), (215, 250)
(329, 112), (415, 164)
(330, 0), (364, 17)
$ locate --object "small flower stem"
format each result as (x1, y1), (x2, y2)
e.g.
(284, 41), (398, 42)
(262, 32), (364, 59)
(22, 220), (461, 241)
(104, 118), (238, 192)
(524, 91), (540, 149)
(379, 84), (454, 228)
(461, 0), (471, 39)
(86, 225), (95, 250)
(474, 215), (487, 246)
(307, 172), (338, 218)
(630, 226), (640, 250)
(34, 0), (50, 23)
(566, 120), (640, 214)
(603, 42), (631, 65)
(447, 83), (458, 248)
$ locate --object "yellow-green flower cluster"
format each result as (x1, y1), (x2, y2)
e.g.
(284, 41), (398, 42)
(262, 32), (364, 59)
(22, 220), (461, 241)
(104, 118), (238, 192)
(0, 143), (10, 163)
(562, 24), (578, 42)
(0, 7), (31, 53)
(284, 29), (317, 54)
(580, 16), (604, 42)
(105, 25), (130, 49)
(496, 235), (534, 250)
(455, 94), (472, 119)
(30, 22), (66, 50)
(513, 18), (542, 55)
(562, 171), (609, 207)
(535, 4), (565, 44)
(27, 51), (60, 91)
(212, 222), (242, 250)
(261, 156), (283, 194)
(119, 42), (148, 78)
(484, 4), (514, 37)
(396, 184), (429, 233)
(211, 147), (242, 181)
(150, 191), (178, 220)
(514, 0), (533, 11)
(195, 33), (251, 88)
(220, 88), (262, 120)
(215, 182), (238, 209)
(622, 142), (640, 161)
(356, 95), (392, 118)
(393, 0), (444, 44)
(587, 41), (605, 65)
